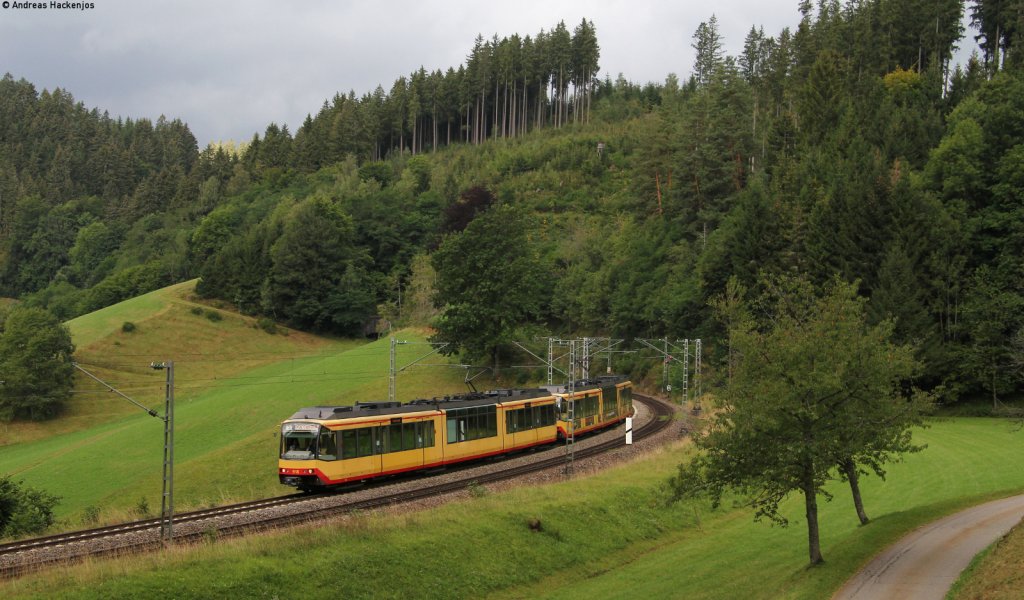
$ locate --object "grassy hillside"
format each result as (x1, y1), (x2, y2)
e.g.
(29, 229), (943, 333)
(1, 280), (344, 447)
(0, 281), (478, 524)
(2, 418), (1023, 599)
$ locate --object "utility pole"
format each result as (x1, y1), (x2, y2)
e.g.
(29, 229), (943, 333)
(151, 361), (175, 544)
(565, 338), (577, 475)
(637, 338), (701, 408)
(548, 337), (554, 384)
(513, 338), (570, 385)
(72, 363), (169, 539)
(388, 338), (448, 402)
(577, 337), (623, 379)
(582, 336), (590, 379)
(682, 338), (689, 406)
(389, 336), (404, 403)
(663, 337), (669, 396)
(694, 339), (702, 413)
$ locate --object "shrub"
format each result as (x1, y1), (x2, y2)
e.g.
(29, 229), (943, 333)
(135, 496), (150, 518)
(82, 505), (100, 526)
(121, 321), (136, 333)
(190, 306), (203, 315)
(467, 481), (488, 498)
(204, 309), (223, 322)
(257, 317), (278, 334)
(0, 477), (60, 538)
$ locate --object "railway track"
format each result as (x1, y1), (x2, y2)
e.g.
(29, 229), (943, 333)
(0, 393), (674, 578)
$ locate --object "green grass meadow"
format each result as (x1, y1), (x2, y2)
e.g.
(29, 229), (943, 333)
(3, 282), (1024, 598)
(0, 282), (476, 523)
(2, 417), (1023, 599)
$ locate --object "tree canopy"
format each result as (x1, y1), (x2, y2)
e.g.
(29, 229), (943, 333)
(672, 277), (929, 564)
(2, 2), (1024, 419)
(431, 203), (552, 369)
(0, 306), (75, 421)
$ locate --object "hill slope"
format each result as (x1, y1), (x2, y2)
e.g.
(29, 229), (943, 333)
(3, 418), (1024, 599)
(0, 281), (473, 523)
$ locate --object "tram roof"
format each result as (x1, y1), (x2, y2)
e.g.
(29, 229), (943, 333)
(287, 387), (553, 421)
(285, 376), (628, 422)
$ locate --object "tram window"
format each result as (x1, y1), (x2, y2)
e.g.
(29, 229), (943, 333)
(446, 406), (496, 442)
(356, 428), (373, 457)
(602, 386), (617, 415)
(403, 422), (416, 450)
(466, 408), (478, 440)
(341, 430), (357, 459)
(281, 430), (316, 460)
(485, 407), (496, 436)
(384, 424), (399, 453)
(506, 410), (516, 433)
(318, 430), (337, 461)
(424, 420), (435, 447)
(447, 416), (458, 444)
(376, 426), (385, 453)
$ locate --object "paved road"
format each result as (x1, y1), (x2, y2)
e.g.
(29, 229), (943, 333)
(834, 494), (1024, 599)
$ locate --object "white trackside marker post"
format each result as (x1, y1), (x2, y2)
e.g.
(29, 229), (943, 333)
(625, 417), (633, 445)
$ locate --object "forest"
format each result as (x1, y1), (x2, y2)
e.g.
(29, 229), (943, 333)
(1, 0), (1023, 421)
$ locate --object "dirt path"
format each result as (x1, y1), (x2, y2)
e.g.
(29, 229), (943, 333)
(833, 494), (1024, 599)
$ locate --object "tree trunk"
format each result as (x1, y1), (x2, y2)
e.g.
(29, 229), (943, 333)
(842, 457), (869, 525)
(993, 369), (998, 410)
(802, 465), (824, 565)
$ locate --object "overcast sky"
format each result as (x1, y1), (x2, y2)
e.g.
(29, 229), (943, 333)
(0, 0), (977, 146)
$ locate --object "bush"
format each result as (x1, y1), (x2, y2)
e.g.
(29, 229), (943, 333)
(190, 306), (203, 315)
(135, 496), (150, 518)
(204, 309), (223, 322)
(467, 481), (488, 498)
(0, 477), (60, 538)
(0, 306), (75, 422)
(82, 505), (100, 526)
(257, 317), (278, 334)
(121, 321), (137, 333)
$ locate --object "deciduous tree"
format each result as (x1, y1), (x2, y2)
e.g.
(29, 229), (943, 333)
(431, 203), (551, 369)
(672, 277), (926, 564)
(0, 306), (75, 421)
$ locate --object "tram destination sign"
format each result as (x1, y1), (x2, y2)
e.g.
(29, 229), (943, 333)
(282, 422), (319, 434)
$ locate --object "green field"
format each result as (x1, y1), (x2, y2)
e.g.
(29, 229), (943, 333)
(4, 283), (1024, 598)
(2, 417), (1023, 599)
(0, 282), (476, 523)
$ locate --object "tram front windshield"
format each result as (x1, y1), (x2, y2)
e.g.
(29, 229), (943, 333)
(281, 424), (318, 460)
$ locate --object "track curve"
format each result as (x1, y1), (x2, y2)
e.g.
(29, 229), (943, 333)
(0, 393), (674, 578)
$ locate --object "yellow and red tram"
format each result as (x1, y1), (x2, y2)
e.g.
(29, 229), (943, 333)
(278, 376), (633, 491)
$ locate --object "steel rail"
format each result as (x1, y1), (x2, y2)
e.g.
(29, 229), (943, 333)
(0, 394), (673, 578)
